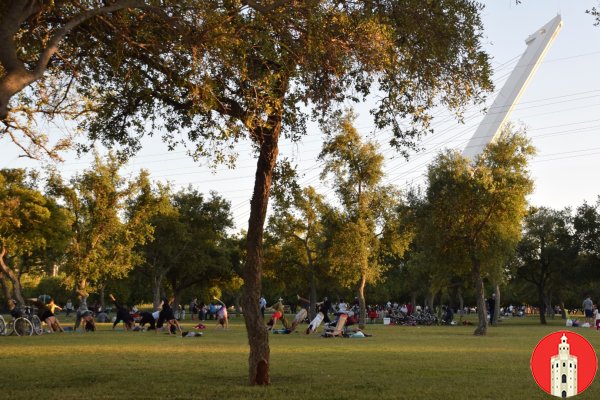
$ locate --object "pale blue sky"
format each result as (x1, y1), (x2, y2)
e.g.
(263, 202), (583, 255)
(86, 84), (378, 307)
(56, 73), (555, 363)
(2, 0), (599, 230)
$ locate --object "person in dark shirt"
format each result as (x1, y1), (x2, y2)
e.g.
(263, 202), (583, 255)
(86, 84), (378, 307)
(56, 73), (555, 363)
(487, 293), (496, 326)
(156, 297), (182, 335)
(28, 298), (65, 333)
(109, 294), (135, 331)
(138, 311), (159, 330)
(317, 296), (332, 323)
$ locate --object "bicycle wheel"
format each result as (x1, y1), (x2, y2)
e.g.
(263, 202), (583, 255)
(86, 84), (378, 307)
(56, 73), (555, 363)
(0, 315), (5, 336)
(31, 315), (44, 335)
(14, 317), (33, 336)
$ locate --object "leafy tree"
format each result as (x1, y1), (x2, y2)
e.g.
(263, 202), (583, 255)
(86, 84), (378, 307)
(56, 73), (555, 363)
(267, 186), (326, 319)
(67, 1), (491, 385)
(46, 153), (159, 293)
(0, 168), (69, 308)
(319, 110), (410, 329)
(164, 188), (234, 311)
(420, 125), (535, 335)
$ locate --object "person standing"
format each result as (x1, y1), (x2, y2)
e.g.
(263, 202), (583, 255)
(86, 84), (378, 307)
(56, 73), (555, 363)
(190, 297), (198, 321)
(260, 295), (267, 319)
(47, 299), (63, 315)
(583, 295), (594, 325)
(407, 302), (414, 315)
(65, 299), (74, 317)
(487, 293), (496, 326)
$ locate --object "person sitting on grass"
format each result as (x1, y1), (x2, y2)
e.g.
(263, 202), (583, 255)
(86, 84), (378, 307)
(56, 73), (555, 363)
(109, 294), (135, 331)
(28, 298), (65, 333)
(97, 311), (110, 323)
(74, 287), (96, 332)
(156, 298), (182, 336)
(212, 296), (229, 330)
(265, 301), (291, 332)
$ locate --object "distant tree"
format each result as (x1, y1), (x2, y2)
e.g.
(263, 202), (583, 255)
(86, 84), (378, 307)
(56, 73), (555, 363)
(0, 168), (69, 308)
(420, 125), (535, 335)
(267, 186), (326, 320)
(46, 153), (159, 292)
(319, 110), (410, 329)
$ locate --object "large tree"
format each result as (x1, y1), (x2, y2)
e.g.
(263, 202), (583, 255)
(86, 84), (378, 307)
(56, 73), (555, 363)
(420, 125), (535, 335)
(46, 153), (160, 292)
(53, 1), (491, 385)
(319, 110), (410, 329)
(514, 207), (574, 324)
(0, 168), (69, 308)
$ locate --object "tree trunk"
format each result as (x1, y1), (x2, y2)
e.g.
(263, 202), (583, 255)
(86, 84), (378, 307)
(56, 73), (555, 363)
(458, 291), (464, 319)
(233, 292), (241, 317)
(426, 290), (434, 312)
(470, 257), (487, 335)
(410, 290), (416, 315)
(153, 272), (163, 311)
(537, 285), (547, 325)
(437, 290), (443, 318)
(309, 268), (317, 321)
(358, 273), (367, 330)
(0, 270), (15, 310)
(546, 289), (554, 320)
(241, 119), (282, 386)
(99, 279), (105, 314)
(558, 293), (567, 320)
(0, 249), (24, 308)
(491, 282), (500, 327)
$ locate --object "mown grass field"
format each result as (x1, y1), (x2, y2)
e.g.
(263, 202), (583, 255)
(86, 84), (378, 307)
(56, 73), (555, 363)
(0, 313), (599, 399)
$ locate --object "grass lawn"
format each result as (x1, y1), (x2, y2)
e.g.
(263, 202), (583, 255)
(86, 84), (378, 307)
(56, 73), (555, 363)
(1, 313), (599, 399)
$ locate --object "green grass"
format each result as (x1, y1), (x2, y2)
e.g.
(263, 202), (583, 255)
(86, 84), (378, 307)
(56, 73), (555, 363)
(1, 313), (599, 399)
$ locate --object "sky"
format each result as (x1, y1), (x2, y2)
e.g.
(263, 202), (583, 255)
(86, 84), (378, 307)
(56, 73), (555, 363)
(2, 0), (600, 232)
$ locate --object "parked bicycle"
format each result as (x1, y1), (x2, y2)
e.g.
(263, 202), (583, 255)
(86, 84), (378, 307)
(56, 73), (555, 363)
(1, 307), (34, 336)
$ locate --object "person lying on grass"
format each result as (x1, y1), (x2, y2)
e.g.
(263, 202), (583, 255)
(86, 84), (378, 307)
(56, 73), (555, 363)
(265, 301), (291, 332)
(156, 298), (182, 336)
(213, 296), (229, 330)
(74, 287), (96, 332)
(28, 298), (65, 333)
(108, 294), (135, 331)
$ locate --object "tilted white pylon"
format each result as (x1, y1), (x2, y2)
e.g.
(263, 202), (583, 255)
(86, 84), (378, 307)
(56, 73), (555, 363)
(462, 15), (563, 161)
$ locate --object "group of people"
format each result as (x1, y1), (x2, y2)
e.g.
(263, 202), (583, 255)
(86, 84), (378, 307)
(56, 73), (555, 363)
(188, 297), (223, 321)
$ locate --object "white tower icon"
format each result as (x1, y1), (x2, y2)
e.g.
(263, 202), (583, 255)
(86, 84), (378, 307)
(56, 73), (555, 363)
(551, 334), (578, 398)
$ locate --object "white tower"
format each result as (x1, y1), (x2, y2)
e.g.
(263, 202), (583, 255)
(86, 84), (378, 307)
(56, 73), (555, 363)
(551, 334), (578, 398)
(462, 15), (563, 161)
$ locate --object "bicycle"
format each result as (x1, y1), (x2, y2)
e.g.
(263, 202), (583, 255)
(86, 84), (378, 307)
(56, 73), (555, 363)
(2, 309), (34, 336)
(21, 305), (44, 335)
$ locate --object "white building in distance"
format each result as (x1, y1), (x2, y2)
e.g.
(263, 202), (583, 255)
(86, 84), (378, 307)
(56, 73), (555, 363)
(551, 334), (578, 398)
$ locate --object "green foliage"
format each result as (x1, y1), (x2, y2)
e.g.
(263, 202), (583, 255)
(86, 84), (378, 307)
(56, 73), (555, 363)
(46, 153), (160, 291)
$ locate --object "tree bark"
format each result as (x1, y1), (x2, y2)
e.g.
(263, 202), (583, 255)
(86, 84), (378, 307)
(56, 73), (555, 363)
(410, 290), (416, 315)
(546, 289), (554, 320)
(358, 273), (367, 330)
(241, 118), (282, 386)
(426, 290), (434, 312)
(537, 285), (547, 325)
(558, 293), (567, 319)
(153, 272), (164, 311)
(470, 257), (487, 335)
(0, 249), (24, 308)
(0, 270), (15, 310)
(458, 291), (464, 319)
(309, 269), (317, 321)
(233, 292), (241, 317)
(99, 279), (105, 314)
(492, 282), (500, 327)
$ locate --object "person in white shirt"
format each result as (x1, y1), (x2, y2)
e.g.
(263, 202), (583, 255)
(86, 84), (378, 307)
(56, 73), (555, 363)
(338, 300), (348, 313)
(393, 302), (399, 309)
(594, 307), (600, 331)
(260, 295), (267, 318)
(400, 304), (408, 314)
(386, 301), (391, 309)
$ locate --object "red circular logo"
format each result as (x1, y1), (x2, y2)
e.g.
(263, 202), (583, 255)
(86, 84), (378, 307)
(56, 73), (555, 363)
(531, 331), (597, 397)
